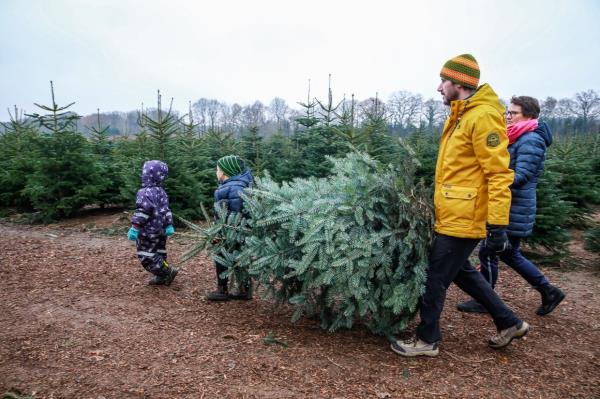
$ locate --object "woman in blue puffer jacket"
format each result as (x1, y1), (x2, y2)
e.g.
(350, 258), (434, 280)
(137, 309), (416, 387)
(458, 96), (565, 316)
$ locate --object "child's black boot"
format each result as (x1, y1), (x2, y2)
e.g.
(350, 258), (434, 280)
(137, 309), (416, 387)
(229, 281), (253, 300)
(148, 261), (178, 286)
(148, 274), (166, 285)
(206, 285), (230, 301)
(163, 265), (178, 286)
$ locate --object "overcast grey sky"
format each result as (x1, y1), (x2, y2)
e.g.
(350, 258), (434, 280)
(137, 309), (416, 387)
(1, 0), (599, 121)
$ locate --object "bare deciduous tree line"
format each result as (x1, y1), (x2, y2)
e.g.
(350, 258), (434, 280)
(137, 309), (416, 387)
(70, 89), (600, 137)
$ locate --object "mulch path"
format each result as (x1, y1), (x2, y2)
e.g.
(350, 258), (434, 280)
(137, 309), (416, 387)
(1, 213), (599, 398)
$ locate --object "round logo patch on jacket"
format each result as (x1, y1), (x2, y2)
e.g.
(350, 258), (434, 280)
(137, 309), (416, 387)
(486, 132), (500, 147)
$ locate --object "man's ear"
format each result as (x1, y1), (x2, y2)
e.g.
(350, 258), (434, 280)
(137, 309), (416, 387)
(452, 81), (465, 91)
(456, 84), (475, 96)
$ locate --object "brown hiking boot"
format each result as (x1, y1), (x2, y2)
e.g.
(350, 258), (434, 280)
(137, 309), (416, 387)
(488, 321), (529, 349)
(390, 337), (439, 357)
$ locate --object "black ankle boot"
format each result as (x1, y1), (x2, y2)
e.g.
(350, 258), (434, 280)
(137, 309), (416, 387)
(229, 282), (253, 300)
(535, 284), (565, 316)
(149, 264), (178, 286)
(148, 275), (167, 285)
(163, 266), (178, 286)
(206, 286), (230, 301)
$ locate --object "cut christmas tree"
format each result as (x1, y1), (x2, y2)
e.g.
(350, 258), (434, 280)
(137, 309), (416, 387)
(182, 151), (434, 338)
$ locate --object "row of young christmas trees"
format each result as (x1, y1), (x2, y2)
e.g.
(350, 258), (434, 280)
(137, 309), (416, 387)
(1, 83), (407, 222)
(1, 82), (599, 257)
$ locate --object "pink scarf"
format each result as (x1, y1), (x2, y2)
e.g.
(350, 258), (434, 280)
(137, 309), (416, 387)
(507, 119), (538, 144)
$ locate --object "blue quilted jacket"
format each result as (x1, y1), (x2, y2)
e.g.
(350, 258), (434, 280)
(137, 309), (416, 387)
(214, 170), (253, 214)
(507, 121), (552, 237)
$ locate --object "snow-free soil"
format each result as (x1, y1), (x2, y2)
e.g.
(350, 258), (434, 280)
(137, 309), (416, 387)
(1, 211), (599, 398)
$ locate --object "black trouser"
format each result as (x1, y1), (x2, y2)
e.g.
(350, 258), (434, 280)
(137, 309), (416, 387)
(215, 260), (229, 288)
(213, 242), (246, 289)
(214, 261), (250, 290)
(416, 234), (521, 344)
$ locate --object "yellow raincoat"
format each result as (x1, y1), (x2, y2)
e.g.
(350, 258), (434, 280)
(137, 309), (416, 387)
(434, 84), (513, 239)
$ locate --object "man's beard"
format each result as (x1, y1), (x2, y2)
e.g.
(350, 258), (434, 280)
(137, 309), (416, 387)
(442, 89), (458, 105)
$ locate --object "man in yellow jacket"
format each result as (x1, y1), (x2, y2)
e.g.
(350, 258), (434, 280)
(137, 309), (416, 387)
(391, 54), (530, 357)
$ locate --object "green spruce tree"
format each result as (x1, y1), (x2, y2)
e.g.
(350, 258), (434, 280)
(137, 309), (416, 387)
(0, 106), (40, 211)
(527, 166), (575, 258)
(138, 91), (206, 221)
(240, 126), (267, 175)
(262, 132), (303, 182)
(168, 102), (211, 219)
(546, 135), (600, 226)
(402, 129), (439, 188)
(87, 109), (124, 207)
(23, 82), (105, 221)
(293, 79), (347, 178)
(356, 94), (401, 165)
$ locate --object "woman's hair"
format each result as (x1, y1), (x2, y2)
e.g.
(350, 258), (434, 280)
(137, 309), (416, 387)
(511, 96), (540, 119)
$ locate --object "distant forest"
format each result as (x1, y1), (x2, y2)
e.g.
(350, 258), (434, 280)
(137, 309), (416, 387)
(81, 88), (600, 137)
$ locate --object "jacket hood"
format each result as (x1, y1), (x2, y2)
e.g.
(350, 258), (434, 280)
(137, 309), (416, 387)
(463, 83), (505, 115)
(534, 120), (553, 147)
(142, 160), (169, 187)
(221, 169), (253, 186)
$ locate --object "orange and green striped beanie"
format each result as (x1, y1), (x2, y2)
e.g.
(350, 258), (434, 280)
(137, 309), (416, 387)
(217, 155), (245, 177)
(440, 54), (480, 89)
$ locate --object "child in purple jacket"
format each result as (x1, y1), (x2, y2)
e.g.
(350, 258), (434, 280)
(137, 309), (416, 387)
(127, 160), (178, 286)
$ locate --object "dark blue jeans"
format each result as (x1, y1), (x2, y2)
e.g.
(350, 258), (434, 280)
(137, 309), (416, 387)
(478, 235), (549, 289)
(416, 234), (521, 344)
